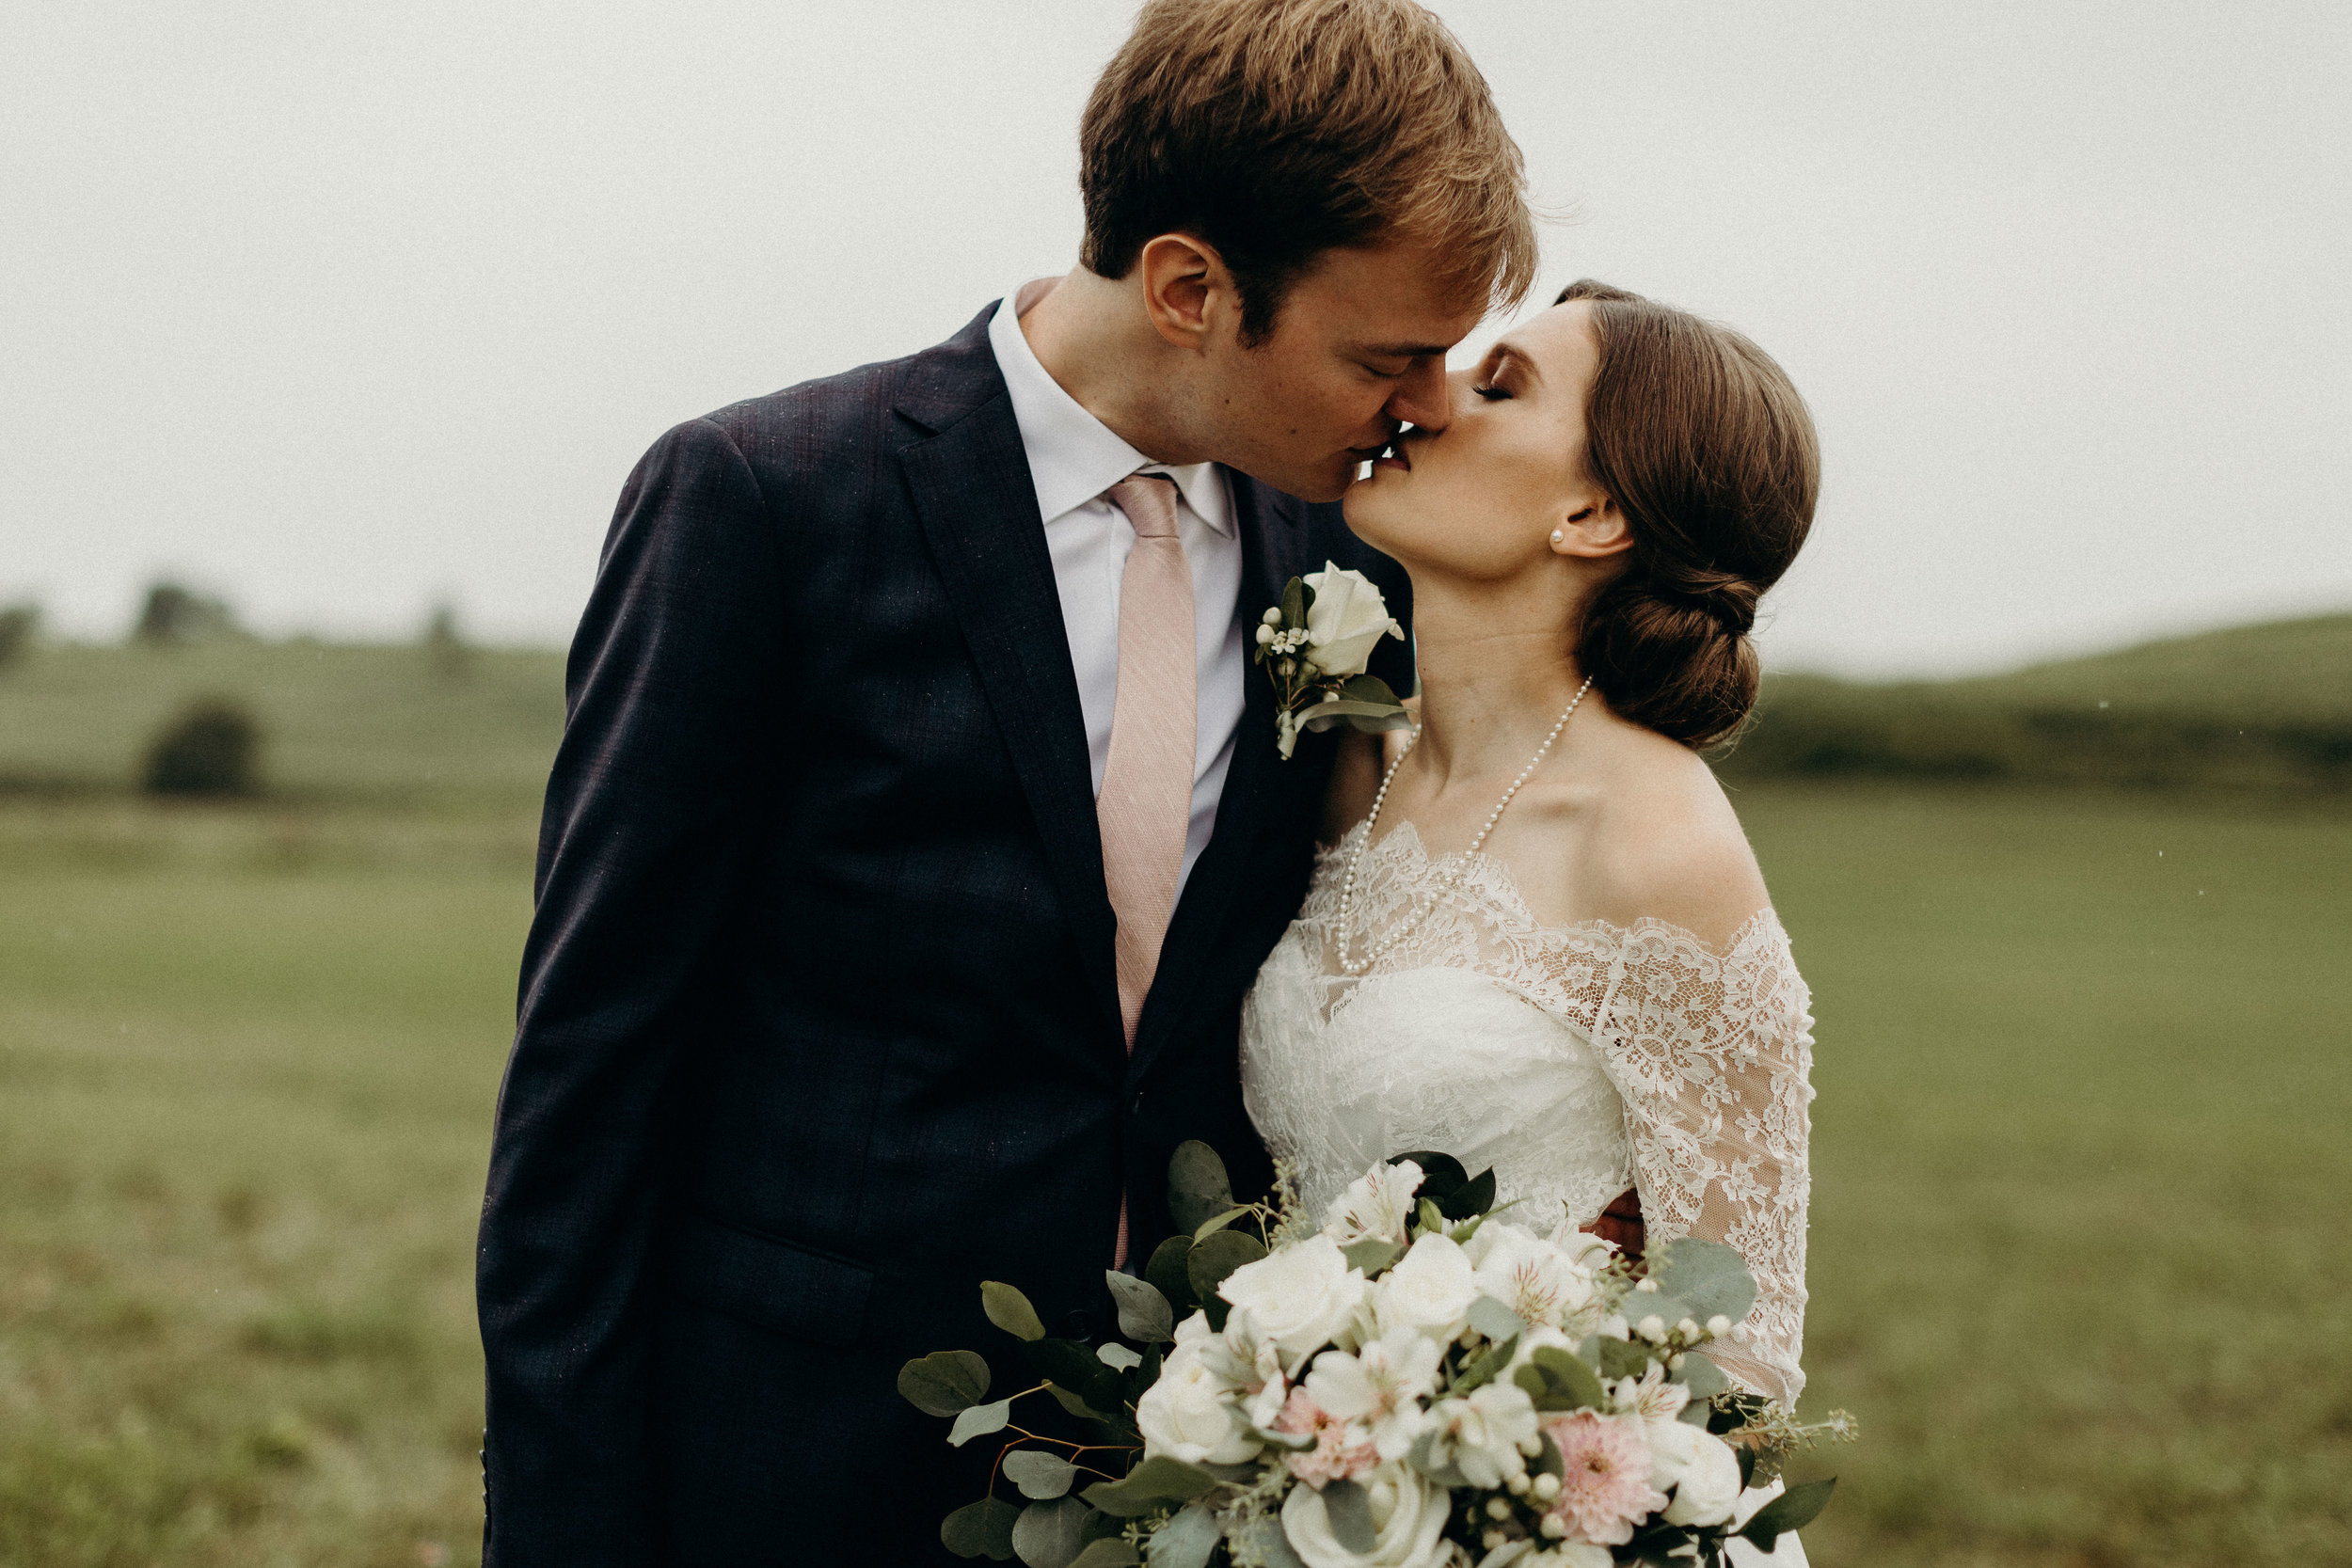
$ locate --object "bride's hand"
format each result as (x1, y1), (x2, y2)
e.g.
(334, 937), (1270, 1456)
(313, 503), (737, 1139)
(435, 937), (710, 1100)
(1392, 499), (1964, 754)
(1582, 1187), (1645, 1263)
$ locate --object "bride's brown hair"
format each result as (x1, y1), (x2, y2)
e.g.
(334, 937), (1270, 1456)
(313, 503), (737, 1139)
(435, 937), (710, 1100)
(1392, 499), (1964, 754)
(1561, 280), (1819, 749)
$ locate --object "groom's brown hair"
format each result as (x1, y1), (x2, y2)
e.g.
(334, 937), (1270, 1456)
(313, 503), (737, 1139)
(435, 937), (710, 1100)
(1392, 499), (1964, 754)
(1080, 0), (1536, 343)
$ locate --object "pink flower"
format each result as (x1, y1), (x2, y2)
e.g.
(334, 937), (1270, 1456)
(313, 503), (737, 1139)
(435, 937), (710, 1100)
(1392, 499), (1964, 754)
(1541, 1412), (1669, 1544)
(1273, 1386), (1378, 1488)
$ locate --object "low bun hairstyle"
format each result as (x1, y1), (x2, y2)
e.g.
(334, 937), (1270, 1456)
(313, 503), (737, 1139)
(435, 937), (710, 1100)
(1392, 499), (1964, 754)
(1559, 280), (1819, 749)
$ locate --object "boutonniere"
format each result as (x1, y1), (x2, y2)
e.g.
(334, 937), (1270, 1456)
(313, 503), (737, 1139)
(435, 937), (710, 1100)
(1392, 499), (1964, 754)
(1253, 561), (1414, 759)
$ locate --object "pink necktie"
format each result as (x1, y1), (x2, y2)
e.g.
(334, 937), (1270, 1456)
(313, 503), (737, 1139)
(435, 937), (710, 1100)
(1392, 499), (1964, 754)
(1098, 471), (1194, 1265)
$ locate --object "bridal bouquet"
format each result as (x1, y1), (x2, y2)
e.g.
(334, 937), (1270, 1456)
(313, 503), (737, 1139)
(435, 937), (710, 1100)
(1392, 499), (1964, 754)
(1253, 563), (1414, 760)
(900, 1146), (1850, 1568)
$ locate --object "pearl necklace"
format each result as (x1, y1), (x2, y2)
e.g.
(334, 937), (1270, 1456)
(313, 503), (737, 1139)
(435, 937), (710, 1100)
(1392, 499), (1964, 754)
(1333, 675), (1596, 976)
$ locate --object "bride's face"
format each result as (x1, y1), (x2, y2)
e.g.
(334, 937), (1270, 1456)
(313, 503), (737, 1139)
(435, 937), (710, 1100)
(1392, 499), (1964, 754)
(1342, 302), (1610, 578)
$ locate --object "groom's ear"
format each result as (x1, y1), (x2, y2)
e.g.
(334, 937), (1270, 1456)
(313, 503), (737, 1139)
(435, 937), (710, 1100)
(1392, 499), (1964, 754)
(1137, 232), (1238, 353)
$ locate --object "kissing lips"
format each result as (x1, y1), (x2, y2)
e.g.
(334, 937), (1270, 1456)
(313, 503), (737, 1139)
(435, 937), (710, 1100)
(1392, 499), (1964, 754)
(1370, 439), (1410, 474)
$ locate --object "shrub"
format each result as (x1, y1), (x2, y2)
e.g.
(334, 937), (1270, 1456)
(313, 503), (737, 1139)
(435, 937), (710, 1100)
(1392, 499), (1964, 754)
(0, 604), (38, 668)
(132, 581), (236, 645)
(143, 700), (262, 796)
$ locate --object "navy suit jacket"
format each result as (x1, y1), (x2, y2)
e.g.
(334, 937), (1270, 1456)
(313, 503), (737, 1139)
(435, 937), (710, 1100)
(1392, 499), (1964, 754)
(474, 304), (1412, 1564)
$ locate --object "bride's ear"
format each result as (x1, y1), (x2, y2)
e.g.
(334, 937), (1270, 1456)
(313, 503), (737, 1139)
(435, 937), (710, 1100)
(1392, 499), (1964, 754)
(1549, 498), (1633, 561)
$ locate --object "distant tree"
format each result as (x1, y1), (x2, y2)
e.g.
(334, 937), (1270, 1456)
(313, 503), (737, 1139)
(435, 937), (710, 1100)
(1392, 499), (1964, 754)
(422, 601), (471, 679)
(133, 580), (237, 645)
(143, 699), (262, 795)
(0, 603), (38, 669)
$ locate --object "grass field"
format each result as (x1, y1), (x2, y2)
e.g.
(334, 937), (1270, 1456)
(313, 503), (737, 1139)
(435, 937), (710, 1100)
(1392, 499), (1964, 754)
(0, 639), (2347, 1565)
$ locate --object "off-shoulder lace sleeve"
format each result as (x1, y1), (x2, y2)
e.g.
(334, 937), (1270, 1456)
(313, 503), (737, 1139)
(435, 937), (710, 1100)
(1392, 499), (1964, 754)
(1588, 912), (1815, 1406)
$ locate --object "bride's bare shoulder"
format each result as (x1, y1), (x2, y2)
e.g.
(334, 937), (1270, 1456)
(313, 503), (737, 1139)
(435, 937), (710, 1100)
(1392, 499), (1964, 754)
(1572, 722), (1769, 948)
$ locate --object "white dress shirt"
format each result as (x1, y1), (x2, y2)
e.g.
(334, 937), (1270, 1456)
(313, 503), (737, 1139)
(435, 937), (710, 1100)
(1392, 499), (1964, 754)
(988, 285), (1247, 895)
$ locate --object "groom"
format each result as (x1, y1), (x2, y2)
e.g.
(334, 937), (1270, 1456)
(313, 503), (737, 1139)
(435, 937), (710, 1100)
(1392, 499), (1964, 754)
(475, 2), (1534, 1560)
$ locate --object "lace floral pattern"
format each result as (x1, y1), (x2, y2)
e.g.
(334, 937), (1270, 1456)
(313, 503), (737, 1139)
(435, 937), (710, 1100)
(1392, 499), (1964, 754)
(1240, 820), (1815, 1406)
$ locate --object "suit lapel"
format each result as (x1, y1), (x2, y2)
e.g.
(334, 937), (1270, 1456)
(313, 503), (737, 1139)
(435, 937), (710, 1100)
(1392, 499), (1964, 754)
(896, 315), (1122, 1044)
(1126, 469), (1319, 1085)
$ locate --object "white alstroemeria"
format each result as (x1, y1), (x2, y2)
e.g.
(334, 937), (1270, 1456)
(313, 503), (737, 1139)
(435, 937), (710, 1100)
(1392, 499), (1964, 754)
(1280, 1460), (1451, 1568)
(1303, 1326), (1443, 1461)
(1299, 562), (1405, 679)
(1173, 1308), (1211, 1347)
(1218, 1233), (1370, 1365)
(1544, 1214), (1620, 1275)
(1136, 1338), (1261, 1466)
(1324, 1161), (1423, 1246)
(1467, 1222), (1597, 1331)
(1648, 1418), (1744, 1527)
(1609, 1364), (1691, 1433)
(1372, 1232), (1480, 1341)
(1422, 1378), (1541, 1488)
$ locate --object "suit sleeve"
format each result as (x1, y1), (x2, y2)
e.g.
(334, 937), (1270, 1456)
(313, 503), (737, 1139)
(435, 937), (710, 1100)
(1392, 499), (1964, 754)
(475, 417), (786, 1563)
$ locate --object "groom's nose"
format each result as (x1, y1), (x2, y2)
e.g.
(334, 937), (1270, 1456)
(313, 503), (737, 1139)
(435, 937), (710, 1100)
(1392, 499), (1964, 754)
(1383, 358), (1452, 434)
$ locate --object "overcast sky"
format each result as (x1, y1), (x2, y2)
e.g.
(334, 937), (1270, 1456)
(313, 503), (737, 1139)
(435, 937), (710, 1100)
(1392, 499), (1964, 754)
(5, 1), (2346, 676)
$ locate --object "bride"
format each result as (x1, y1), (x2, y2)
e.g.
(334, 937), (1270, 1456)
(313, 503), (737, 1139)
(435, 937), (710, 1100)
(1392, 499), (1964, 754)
(1240, 280), (1820, 1560)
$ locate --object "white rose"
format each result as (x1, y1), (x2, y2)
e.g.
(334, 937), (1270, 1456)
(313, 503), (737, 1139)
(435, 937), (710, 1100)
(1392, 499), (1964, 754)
(1300, 562), (1404, 678)
(1371, 1232), (1479, 1340)
(1280, 1461), (1451, 1568)
(1324, 1160), (1422, 1246)
(1219, 1233), (1370, 1364)
(1136, 1338), (1261, 1465)
(1649, 1419), (1743, 1527)
(1423, 1379), (1539, 1488)
(1467, 1222), (1597, 1331)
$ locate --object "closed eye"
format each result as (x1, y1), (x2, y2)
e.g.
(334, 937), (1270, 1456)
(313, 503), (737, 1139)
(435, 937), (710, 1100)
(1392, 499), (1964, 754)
(1472, 385), (1510, 401)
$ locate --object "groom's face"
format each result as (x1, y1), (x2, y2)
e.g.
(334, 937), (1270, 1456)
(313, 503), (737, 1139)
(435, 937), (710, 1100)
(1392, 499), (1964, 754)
(1202, 239), (1486, 503)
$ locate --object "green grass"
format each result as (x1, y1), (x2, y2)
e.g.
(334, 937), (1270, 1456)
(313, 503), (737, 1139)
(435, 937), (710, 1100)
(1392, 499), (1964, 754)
(0, 633), (2346, 1564)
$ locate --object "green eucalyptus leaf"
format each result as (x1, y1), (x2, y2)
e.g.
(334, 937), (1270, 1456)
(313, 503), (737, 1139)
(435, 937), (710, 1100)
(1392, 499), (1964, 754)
(1145, 1237), (1197, 1316)
(1011, 1497), (1093, 1568)
(1025, 1338), (1123, 1418)
(1517, 1346), (1606, 1412)
(1193, 1204), (1253, 1240)
(1340, 674), (1402, 705)
(942, 1497), (1022, 1560)
(1167, 1142), (1236, 1235)
(1739, 1479), (1836, 1548)
(1044, 1382), (1105, 1423)
(1645, 1238), (1758, 1326)
(1320, 1478), (1377, 1554)
(1147, 1500), (1222, 1568)
(1339, 1237), (1403, 1275)
(1737, 1443), (1759, 1492)
(1249, 1423), (1317, 1452)
(983, 1281), (1048, 1343)
(1096, 1342), (1142, 1371)
(1593, 1335), (1656, 1380)
(1103, 1270), (1176, 1344)
(899, 1350), (992, 1417)
(1341, 708), (1416, 734)
(948, 1398), (1012, 1447)
(1069, 1542), (1140, 1568)
(1185, 1228), (1267, 1308)
(1467, 1295), (1526, 1343)
(1231, 1517), (1308, 1568)
(1079, 1455), (1222, 1517)
(1677, 1353), (1731, 1402)
(1005, 1449), (1077, 1499)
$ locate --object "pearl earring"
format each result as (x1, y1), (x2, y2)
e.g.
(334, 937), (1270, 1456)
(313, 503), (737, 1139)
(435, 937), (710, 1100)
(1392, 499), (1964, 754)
(1549, 529), (1565, 546)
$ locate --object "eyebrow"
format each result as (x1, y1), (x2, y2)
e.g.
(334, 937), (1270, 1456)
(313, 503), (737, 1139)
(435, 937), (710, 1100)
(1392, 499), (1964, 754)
(1359, 341), (1456, 360)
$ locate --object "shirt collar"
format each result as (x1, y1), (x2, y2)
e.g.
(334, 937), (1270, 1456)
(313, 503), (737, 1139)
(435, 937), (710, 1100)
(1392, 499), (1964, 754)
(989, 281), (1232, 536)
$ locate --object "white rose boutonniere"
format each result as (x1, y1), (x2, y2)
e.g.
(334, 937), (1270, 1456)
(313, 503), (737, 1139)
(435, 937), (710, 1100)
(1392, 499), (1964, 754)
(1254, 561), (1413, 759)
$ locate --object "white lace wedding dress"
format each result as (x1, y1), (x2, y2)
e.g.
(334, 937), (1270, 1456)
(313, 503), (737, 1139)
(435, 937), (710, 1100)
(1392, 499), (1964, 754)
(1240, 818), (1818, 1562)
